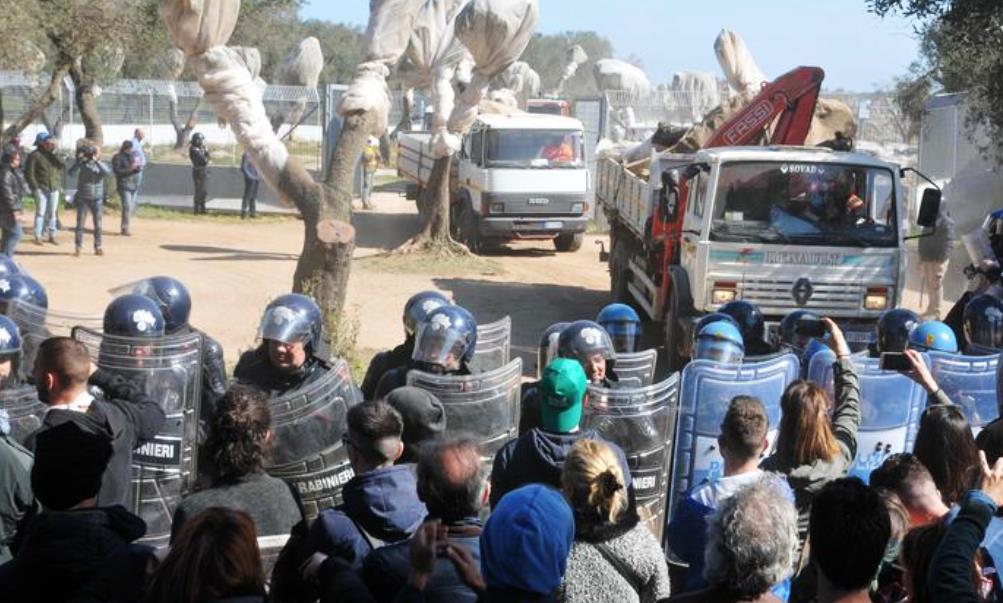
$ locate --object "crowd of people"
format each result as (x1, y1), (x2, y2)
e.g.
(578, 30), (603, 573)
(0, 251), (1001, 602)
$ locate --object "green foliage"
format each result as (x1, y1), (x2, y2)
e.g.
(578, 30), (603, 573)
(871, 0), (1003, 159)
(299, 276), (360, 364)
(520, 31), (615, 96)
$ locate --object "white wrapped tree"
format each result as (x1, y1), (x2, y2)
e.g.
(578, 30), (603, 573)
(269, 37), (324, 137)
(553, 44), (587, 96)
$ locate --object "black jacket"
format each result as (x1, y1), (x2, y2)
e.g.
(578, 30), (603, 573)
(0, 433), (33, 564)
(374, 363), (471, 402)
(190, 145), (210, 169)
(0, 165), (24, 228)
(26, 369), (166, 508)
(489, 428), (632, 509)
(362, 341), (413, 401)
(172, 471), (304, 541)
(0, 505), (152, 603)
(234, 346), (332, 398)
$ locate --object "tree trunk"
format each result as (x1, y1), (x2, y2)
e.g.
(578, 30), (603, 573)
(167, 91), (199, 149)
(69, 65), (103, 146)
(397, 155), (469, 254)
(2, 62), (71, 144)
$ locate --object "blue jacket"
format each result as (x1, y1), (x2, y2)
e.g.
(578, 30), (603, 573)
(364, 518), (482, 603)
(668, 470), (794, 598)
(932, 490), (997, 603)
(306, 464), (427, 570)
(489, 428), (631, 509)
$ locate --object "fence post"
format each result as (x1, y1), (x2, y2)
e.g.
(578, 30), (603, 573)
(148, 88), (154, 160)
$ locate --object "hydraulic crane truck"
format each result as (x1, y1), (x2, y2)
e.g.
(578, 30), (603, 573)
(596, 66), (942, 369)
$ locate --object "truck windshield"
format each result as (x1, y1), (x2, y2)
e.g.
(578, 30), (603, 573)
(484, 129), (584, 168)
(709, 161), (898, 247)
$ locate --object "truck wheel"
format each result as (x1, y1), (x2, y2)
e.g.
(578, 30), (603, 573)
(459, 204), (482, 254)
(554, 232), (584, 252)
(663, 292), (686, 373)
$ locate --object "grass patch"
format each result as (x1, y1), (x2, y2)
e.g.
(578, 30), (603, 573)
(130, 204), (296, 224)
(357, 248), (504, 277)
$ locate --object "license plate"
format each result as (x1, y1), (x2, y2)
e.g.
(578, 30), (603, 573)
(541, 221), (563, 229)
(528, 197), (550, 205)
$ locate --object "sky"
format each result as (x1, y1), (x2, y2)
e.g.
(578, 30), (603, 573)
(300, 0), (923, 92)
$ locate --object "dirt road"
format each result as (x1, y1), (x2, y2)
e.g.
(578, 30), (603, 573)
(17, 193), (612, 376)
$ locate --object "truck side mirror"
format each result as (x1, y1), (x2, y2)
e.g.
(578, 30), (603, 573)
(917, 188), (942, 228)
(659, 170), (680, 223)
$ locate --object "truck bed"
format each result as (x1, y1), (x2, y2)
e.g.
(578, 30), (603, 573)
(596, 157), (654, 239)
(397, 131), (436, 188)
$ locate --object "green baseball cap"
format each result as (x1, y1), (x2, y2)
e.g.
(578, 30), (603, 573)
(539, 358), (588, 433)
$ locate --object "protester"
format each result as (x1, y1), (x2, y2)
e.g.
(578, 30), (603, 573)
(0, 406), (33, 564)
(129, 128), (146, 202)
(559, 438), (671, 603)
(146, 507), (267, 603)
(112, 140), (141, 236)
(669, 395), (793, 595)
(240, 151), (260, 219)
(24, 132), (64, 246)
(917, 204), (956, 319)
(667, 477), (799, 603)
(68, 143), (112, 257)
(189, 132), (211, 215)
(760, 318), (860, 544)
(361, 136), (380, 210)
(27, 336), (165, 507)
(872, 489), (911, 603)
(808, 478), (891, 603)
(400, 483), (576, 603)
(490, 358), (631, 508)
(171, 385), (303, 541)
(900, 521), (947, 603)
(870, 453), (950, 526)
(928, 451), (1003, 602)
(384, 386), (447, 464)
(363, 438), (487, 602)
(0, 422), (152, 603)
(913, 404), (981, 506)
(0, 145), (25, 257)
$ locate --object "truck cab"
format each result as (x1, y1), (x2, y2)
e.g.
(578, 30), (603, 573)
(453, 113), (590, 252)
(600, 145), (938, 367)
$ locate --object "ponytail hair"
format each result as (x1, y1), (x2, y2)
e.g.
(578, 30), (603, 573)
(562, 439), (628, 524)
(207, 385), (272, 484)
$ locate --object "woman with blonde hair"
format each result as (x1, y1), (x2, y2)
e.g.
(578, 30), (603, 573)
(558, 438), (670, 603)
(760, 318), (861, 547)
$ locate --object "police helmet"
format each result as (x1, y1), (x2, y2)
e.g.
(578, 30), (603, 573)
(963, 294), (1003, 354)
(596, 303), (642, 354)
(131, 276), (192, 334)
(103, 294), (166, 338)
(0, 274), (47, 313)
(695, 321), (745, 364)
(537, 321), (570, 378)
(692, 313), (740, 346)
(412, 305), (478, 370)
(558, 320), (616, 365)
(718, 300), (766, 349)
(403, 291), (450, 338)
(777, 310), (823, 354)
(0, 257), (20, 277)
(191, 132), (205, 145)
(909, 320), (959, 354)
(876, 308), (920, 354)
(0, 315), (23, 356)
(258, 293), (324, 350)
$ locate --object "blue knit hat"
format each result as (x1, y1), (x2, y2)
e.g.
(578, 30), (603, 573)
(481, 484), (574, 595)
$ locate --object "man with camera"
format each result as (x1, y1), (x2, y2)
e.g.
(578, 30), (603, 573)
(68, 143), (111, 257)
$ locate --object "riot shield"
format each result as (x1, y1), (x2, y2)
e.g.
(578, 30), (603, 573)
(265, 359), (361, 520)
(670, 354), (800, 531)
(468, 316), (511, 374)
(407, 358), (523, 458)
(72, 326), (203, 548)
(615, 349), (658, 387)
(0, 384), (45, 445)
(929, 351), (1000, 431)
(807, 353), (929, 483)
(583, 372), (678, 542)
(8, 299), (102, 381)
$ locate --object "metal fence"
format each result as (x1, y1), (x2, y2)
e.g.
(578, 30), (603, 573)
(1, 71), (323, 170)
(601, 85), (733, 141)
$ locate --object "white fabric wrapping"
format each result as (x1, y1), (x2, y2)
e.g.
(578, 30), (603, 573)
(593, 58), (651, 95)
(159, 47), (187, 80)
(448, 0), (539, 134)
(231, 46), (262, 80)
(273, 37), (324, 87)
(671, 71), (720, 122)
(555, 44), (587, 94)
(714, 29), (766, 97)
(338, 0), (423, 134)
(159, 0), (241, 56)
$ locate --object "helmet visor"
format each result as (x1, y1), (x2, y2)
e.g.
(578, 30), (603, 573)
(696, 339), (743, 364)
(259, 306), (313, 344)
(413, 323), (466, 370)
(601, 321), (640, 354)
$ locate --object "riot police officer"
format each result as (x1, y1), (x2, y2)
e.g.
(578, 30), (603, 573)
(373, 305), (477, 400)
(0, 315), (23, 388)
(126, 276), (227, 420)
(962, 294), (1003, 355)
(694, 321), (745, 364)
(908, 320), (959, 354)
(718, 300), (772, 356)
(596, 303), (641, 354)
(234, 294), (332, 397)
(0, 273), (47, 314)
(103, 294), (166, 339)
(557, 320), (620, 387)
(360, 290), (449, 400)
(873, 308), (921, 356)
(776, 310), (823, 356)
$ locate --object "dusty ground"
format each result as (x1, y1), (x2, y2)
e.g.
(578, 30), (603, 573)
(17, 192), (611, 376)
